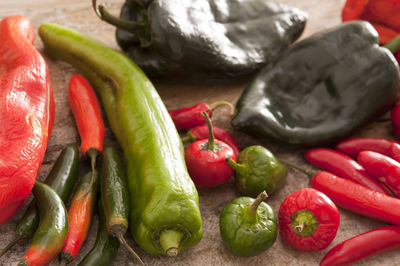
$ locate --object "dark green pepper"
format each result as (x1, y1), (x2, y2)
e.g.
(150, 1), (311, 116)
(39, 23), (202, 256)
(226, 145), (287, 197)
(219, 191), (277, 257)
(93, 0), (307, 77)
(232, 21), (400, 147)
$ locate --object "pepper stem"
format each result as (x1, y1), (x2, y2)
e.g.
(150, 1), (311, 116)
(78, 148), (99, 201)
(116, 233), (145, 265)
(202, 112), (216, 151)
(159, 229), (183, 257)
(0, 235), (23, 257)
(281, 160), (314, 178)
(291, 209), (319, 237)
(385, 35), (400, 54)
(225, 158), (248, 177)
(209, 101), (235, 115)
(181, 132), (196, 143)
(245, 191), (268, 223)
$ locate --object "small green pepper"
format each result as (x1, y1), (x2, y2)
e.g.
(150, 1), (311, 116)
(219, 191), (277, 257)
(226, 145), (287, 197)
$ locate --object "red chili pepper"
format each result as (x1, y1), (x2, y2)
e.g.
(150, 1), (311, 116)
(320, 225), (400, 266)
(389, 142), (400, 162)
(69, 74), (105, 194)
(391, 103), (400, 140)
(0, 15), (55, 225)
(182, 125), (240, 156)
(342, 0), (400, 44)
(358, 151), (400, 197)
(168, 101), (234, 129)
(278, 188), (340, 252)
(310, 171), (400, 225)
(305, 148), (388, 194)
(184, 112), (236, 188)
(396, 51), (400, 64)
(335, 137), (398, 158)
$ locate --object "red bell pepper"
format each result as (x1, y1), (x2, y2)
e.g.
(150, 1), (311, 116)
(0, 15), (54, 225)
(342, 0), (400, 44)
(321, 226), (400, 266)
(335, 137), (398, 159)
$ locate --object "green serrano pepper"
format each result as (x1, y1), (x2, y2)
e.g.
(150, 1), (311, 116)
(0, 144), (79, 257)
(39, 23), (202, 255)
(18, 182), (68, 266)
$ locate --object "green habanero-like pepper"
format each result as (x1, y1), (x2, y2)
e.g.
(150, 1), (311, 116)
(92, 0), (307, 77)
(232, 21), (400, 147)
(39, 23), (202, 256)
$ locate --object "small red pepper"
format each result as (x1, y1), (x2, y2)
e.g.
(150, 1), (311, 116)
(358, 151), (400, 197)
(278, 188), (340, 252)
(310, 171), (400, 225)
(305, 148), (388, 194)
(335, 137), (398, 159)
(391, 103), (400, 140)
(184, 112), (236, 188)
(168, 101), (234, 129)
(69, 74), (105, 194)
(389, 142), (400, 162)
(320, 225), (400, 266)
(182, 125), (240, 156)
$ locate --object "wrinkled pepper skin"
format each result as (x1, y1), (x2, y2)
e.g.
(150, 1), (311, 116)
(99, 0), (307, 77)
(0, 15), (54, 225)
(39, 23), (202, 255)
(232, 21), (400, 147)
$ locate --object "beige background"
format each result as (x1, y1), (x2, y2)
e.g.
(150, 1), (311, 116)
(1, 0), (399, 265)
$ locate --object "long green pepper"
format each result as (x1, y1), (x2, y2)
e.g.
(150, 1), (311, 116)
(39, 23), (202, 256)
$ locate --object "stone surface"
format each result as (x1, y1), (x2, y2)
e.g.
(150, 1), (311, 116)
(0, 0), (399, 265)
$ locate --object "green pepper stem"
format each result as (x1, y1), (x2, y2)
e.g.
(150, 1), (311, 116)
(117, 233), (145, 265)
(280, 160), (314, 178)
(181, 132), (196, 143)
(244, 191), (268, 223)
(0, 235), (23, 257)
(384, 35), (400, 54)
(77, 148), (99, 201)
(202, 112), (217, 152)
(159, 229), (183, 257)
(209, 101), (235, 115)
(225, 158), (248, 177)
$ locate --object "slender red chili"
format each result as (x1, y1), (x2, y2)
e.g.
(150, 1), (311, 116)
(335, 137), (398, 159)
(358, 151), (400, 197)
(168, 101), (234, 129)
(320, 225), (400, 266)
(69, 74), (105, 194)
(389, 142), (400, 162)
(184, 112), (236, 188)
(391, 103), (400, 140)
(304, 148), (388, 194)
(182, 125), (240, 156)
(278, 188), (340, 252)
(310, 171), (400, 225)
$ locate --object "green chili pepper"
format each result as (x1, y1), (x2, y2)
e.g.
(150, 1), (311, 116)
(226, 145), (288, 197)
(92, 0), (307, 77)
(100, 146), (144, 265)
(219, 191), (277, 257)
(0, 144), (78, 257)
(78, 201), (120, 266)
(39, 23), (202, 256)
(18, 182), (68, 266)
(232, 21), (400, 147)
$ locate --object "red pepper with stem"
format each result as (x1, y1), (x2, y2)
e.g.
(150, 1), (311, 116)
(335, 137), (399, 159)
(169, 101), (235, 129)
(69, 74), (105, 194)
(358, 151), (400, 197)
(310, 171), (400, 225)
(320, 225), (400, 266)
(305, 148), (388, 194)
(278, 188), (340, 252)
(184, 112), (236, 188)
(182, 125), (240, 156)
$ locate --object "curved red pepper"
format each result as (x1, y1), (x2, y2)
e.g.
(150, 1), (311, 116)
(278, 188), (340, 252)
(335, 137), (398, 159)
(305, 148), (388, 194)
(311, 171), (400, 225)
(358, 151), (400, 197)
(0, 15), (54, 225)
(389, 143), (400, 162)
(321, 225), (400, 266)
(182, 125), (240, 156)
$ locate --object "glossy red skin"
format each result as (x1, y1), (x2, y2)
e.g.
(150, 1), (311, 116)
(311, 171), (400, 225)
(396, 51), (400, 65)
(0, 15), (54, 225)
(389, 143), (400, 162)
(187, 125), (240, 156)
(185, 139), (235, 188)
(358, 151), (400, 197)
(391, 103), (400, 141)
(278, 188), (340, 252)
(305, 148), (388, 195)
(168, 102), (211, 129)
(69, 74), (105, 154)
(321, 225), (400, 266)
(335, 138), (398, 159)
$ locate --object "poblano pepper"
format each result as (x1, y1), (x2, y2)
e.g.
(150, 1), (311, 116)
(39, 23), (202, 256)
(232, 21), (400, 147)
(92, 0), (307, 77)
